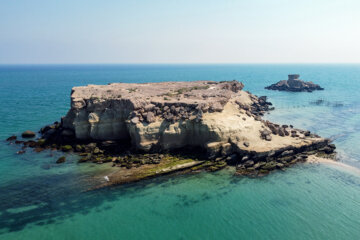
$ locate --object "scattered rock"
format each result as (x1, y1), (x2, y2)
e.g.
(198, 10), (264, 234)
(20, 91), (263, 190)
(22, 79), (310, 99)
(131, 117), (140, 124)
(262, 162), (276, 171)
(61, 145), (73, 152)
(6, 135), (17, 141)
(281, 150), (294, 157)
(276, 163), (284, 168)
(93, 147), (101, 154)
(22, 130), (36, 138)
(75, 145), (83, 152)
(24, 140), (37, 147)
(34, 147), (44, 152)
(244, 160), (254, 167)
(146, 112), (155, 123)
(37, 139), (46, 146)
(56, 156), (66, 164)
(259, 169), (269, 175)
(260, 129), (271, 140)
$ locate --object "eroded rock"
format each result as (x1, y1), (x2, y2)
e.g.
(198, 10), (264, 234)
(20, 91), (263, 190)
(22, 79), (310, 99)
(22, 130), (36, 138)
(265, 74), (324, 92)
(9, 80), (337, 185)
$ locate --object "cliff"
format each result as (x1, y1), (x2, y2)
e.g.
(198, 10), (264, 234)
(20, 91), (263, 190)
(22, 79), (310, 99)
(8, 80), (335, 184)
(59, 80), (330, 159)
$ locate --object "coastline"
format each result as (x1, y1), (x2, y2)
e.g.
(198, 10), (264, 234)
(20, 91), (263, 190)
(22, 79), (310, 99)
(307, 155), (360, 175)
(7, 80), (337, 189)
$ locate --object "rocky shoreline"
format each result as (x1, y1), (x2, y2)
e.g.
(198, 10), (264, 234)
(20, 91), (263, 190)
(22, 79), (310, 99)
(7, 80), (336, 187)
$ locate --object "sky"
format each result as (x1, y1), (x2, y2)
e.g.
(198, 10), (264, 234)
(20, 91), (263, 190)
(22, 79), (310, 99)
(0, 0), (360, 64)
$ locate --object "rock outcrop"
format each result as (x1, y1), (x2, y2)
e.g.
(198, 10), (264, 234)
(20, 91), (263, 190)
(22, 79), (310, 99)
(55, 80), (332, 158)
(58, 81), (274, 151)
(8, 80), (336, 183)
(265, 74), (324, 92)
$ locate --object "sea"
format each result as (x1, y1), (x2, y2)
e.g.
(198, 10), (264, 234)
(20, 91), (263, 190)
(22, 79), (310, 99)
(0, 64), (360, 240)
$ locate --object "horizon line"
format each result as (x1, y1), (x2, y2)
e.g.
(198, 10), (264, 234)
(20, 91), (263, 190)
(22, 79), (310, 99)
(1, 62), (360, 65)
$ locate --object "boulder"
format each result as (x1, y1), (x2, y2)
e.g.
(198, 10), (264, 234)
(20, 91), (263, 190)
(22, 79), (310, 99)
(278, 128), (285, 137)
(56, 156), (66, 164)
(244, 160), (254, 167)
(146, 112), (155, 123)
(93, 147), (101, 154)
(265, 135), (272, 141)
(260, 129), (272, 141)
(22, 130), (36, 138)
(262, 162), (277, 171)
(37, 139), (46, 146)
(75, 145), (83, 152)
(6, 135), (17, 141)
(61, 145), (73, 152)
(131, 117), (140, 124)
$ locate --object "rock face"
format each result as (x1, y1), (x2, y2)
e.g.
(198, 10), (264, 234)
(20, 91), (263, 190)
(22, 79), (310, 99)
(62, 81), (238, 143)
(50, 80), (331, 160)
(265, 74), (324, 92)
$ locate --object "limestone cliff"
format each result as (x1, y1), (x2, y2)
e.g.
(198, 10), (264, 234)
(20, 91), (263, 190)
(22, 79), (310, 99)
(59, 80), (330, 159)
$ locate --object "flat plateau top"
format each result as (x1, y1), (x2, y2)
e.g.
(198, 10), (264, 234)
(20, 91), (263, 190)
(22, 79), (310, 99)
(70, 80), (244, 103)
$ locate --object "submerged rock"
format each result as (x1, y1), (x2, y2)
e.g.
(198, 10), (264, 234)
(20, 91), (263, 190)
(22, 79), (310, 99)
(6, 135), (17, 141)
(265, 74), (324, 92)
(56, 156), (66, 164)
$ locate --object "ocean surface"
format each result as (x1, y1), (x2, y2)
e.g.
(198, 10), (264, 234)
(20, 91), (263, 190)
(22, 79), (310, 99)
(0, 64), (360, 239)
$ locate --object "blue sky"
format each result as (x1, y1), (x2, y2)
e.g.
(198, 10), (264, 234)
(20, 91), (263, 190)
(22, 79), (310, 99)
(0, 0), (359, 64)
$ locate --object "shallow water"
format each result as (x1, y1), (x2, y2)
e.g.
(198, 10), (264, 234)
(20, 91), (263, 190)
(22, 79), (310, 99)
(1, 64), (360, 239)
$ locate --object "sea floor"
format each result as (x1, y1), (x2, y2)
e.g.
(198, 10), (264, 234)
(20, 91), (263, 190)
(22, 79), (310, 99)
(0, 163), (360, 240)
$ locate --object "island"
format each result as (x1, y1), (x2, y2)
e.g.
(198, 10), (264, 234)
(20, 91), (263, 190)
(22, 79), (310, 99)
(265, 74), (324, 92)
(8, 80), (335, 187)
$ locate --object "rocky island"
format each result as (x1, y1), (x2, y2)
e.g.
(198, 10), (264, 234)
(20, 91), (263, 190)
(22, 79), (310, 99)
(8, 80), (335, 188)
(265, 74), (324, 92)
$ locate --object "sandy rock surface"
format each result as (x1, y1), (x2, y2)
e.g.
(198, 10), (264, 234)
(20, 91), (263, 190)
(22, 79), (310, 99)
(60, 80), (327, 159)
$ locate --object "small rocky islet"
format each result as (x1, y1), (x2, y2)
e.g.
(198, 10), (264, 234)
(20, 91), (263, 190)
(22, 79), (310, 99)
(7, 80), (335, 187)
(265, 74), (324, 92)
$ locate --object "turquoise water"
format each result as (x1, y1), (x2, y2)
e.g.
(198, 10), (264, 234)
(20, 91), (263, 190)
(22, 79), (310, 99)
(1, 64), (360, 239)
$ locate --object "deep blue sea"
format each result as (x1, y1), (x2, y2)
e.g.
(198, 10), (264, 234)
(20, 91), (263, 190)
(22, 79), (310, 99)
(1, 64), (360, 239)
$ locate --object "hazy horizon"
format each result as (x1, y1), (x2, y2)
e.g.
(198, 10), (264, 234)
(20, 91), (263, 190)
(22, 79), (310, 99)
(1, 0), (360, 64)
(2, 63), (360, 66)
